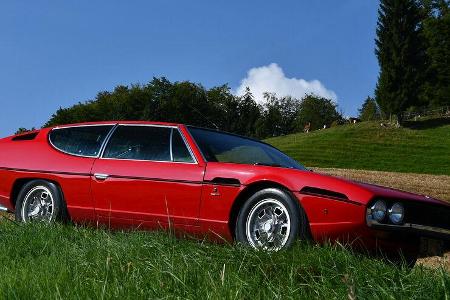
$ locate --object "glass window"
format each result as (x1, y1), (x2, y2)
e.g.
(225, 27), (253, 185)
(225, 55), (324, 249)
(188, 127), (306, 170)
(49, 125), (113, 157)
(103, 126), (172, 161)
(172, 130), (194, 163)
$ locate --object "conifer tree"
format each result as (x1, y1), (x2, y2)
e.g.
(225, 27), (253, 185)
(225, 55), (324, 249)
(420, 0), (450, 107)
(375, 0), (426, 124)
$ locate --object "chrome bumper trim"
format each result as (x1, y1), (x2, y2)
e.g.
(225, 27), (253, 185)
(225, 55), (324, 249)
(368, 221), (450, 241)
(0, 205), (9, 212)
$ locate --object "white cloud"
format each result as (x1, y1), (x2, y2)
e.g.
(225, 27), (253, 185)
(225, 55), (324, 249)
(235, 63), (337, 103)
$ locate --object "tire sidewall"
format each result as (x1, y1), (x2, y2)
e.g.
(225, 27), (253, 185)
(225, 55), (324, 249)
(235, 188), (307, 249)
(15, 180), (64, 223)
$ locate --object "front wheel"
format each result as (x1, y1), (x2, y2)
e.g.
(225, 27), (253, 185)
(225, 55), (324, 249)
(15, 180), (66, 223)
(235, 188), (309, 250)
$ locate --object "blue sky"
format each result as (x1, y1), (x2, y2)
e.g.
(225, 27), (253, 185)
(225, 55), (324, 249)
(0, 1), (379, 137)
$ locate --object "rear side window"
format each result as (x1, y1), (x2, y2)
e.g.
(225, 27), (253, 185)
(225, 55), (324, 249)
(49, 125), (113, 157)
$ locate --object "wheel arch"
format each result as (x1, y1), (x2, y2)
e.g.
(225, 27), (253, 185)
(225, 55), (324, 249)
(229, 180), (310, 239)
(10, 178), (68, 217)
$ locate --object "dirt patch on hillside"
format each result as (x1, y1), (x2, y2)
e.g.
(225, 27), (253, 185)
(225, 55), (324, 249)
(315, 168), (449, 271)
(315, 168), (450, 202)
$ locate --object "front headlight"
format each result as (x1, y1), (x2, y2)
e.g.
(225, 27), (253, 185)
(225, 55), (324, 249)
(388, 202), (404, 224)
(370, 200), (387, 222)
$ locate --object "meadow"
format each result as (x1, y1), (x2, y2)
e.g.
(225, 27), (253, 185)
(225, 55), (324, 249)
(0, 221), (448, 299)
(266, 119), (450, 176)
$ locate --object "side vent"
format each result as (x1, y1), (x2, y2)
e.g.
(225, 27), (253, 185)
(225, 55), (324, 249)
(300, 186), (348, 201)
(209, 177), (241, 186)
(12, 132), (39, 141)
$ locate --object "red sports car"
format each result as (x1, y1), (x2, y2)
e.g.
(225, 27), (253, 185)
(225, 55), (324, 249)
(0, 121), (448, 262)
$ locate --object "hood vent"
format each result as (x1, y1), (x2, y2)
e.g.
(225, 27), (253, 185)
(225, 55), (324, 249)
(300, 186), (348, 201)
(12, 132), (39, 141)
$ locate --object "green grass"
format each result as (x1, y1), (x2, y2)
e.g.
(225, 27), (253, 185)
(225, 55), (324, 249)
(0, 221), (448, 299)
(265, 119), (450, 175)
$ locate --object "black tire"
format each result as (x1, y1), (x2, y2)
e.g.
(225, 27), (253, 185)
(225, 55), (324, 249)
(15, 180), (67, 223)
(235, 188), (309, 250)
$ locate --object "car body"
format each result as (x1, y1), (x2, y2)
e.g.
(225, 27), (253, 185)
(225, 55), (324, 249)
(0, 121), (449, 260)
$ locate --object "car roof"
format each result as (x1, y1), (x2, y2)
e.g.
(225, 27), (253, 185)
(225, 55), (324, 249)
(50, 120), (182, 129)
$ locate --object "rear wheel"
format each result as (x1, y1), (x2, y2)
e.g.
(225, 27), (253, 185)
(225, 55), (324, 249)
(235, 188), (309, 250)
(15, 180), (66, 223)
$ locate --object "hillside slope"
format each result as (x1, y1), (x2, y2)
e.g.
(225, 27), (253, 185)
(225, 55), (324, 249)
(265, 120), (450, 175)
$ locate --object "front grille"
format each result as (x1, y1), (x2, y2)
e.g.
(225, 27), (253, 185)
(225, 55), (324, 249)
(404, 202), (450, 230)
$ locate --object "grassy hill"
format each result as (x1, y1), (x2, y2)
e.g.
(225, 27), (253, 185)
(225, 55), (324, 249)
(0, 222), (448, 299)
(265, 119), (450, 176)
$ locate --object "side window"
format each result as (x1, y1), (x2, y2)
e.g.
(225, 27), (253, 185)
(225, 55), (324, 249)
(49, 125), (113, 157)
(172, 130), (194, 163)
(103, 126), (171, 161)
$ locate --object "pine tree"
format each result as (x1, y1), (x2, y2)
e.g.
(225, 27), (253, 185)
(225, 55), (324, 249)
(358, 97), (382, 121)
(420, 0), (450, 107)
(375, 0), (426, 124)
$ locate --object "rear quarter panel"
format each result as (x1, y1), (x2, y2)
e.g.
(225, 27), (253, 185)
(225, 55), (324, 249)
(0, 129), (96, 220)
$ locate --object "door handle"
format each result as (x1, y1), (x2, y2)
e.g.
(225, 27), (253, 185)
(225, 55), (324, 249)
(94, 173), (109, 180)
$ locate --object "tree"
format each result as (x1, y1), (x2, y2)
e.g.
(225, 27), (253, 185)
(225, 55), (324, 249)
(420, 0), (450, 107)
(358, 97), (382, 121)
(294, 95), (342, 132)
(375, 0), (426, 124)
(236, 87), (261, 137)
(15, 127), (36, 134)
(254, 93), (299, 138)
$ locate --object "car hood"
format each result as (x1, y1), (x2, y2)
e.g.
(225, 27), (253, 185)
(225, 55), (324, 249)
(350, 180), (450, 207)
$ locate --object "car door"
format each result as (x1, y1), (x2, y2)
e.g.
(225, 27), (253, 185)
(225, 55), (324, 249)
(90, 124), (205, 226)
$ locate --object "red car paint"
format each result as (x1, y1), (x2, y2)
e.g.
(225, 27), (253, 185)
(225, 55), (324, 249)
(0, 121), (448, 253)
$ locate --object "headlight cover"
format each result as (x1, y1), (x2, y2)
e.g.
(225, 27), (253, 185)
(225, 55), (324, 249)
(370, 200), (387, 222)
(388, 202), (404, 225)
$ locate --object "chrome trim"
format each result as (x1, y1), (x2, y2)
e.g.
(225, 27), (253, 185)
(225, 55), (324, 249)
(175, 127), (197, 164)
(94, 173), (109, 180)
(99, 157), (197, 164)
(368, 220), (450, 240)
(53, 123), (117, 129)
(169, 128), (174, 162)
(0, 205), (9, 212)
(98, 124), (119, 158)
(185, 126), (207, 162)
(118, 123), (178, 129)
(48, 124), (116, 158)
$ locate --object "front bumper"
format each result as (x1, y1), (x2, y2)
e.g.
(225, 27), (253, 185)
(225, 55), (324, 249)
(0, 205), (8, 212)
(368, 220), (450, 241)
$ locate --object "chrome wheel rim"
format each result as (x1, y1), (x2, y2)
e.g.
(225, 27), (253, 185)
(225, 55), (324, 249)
(21, 186), (55, 222)
(245, 199), (291, 251)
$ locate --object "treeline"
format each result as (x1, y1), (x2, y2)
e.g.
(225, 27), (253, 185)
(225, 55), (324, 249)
(24, 0), (450, 136)
(375, 0), (450, 123)
(45, 77), (343, 138)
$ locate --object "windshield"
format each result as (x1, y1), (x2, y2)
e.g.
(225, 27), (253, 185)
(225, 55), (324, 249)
(188, 127), (306, 170)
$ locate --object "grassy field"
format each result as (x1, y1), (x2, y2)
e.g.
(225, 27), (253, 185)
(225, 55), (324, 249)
(266, 119), (450, 175)
(0, 221), (449, 299)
